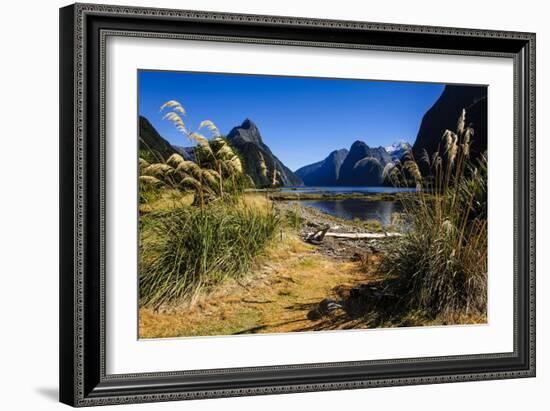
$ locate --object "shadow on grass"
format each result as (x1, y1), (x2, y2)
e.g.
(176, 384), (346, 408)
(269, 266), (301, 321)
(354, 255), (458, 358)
(283, 301), (319, 312)
(295, 277), (420, 332)
(233, 318), (306, 335)
(232, 276), (436, 335)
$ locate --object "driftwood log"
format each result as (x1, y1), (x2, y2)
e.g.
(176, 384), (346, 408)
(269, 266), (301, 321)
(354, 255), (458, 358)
(324, 232), (402, 239)
(305, 226), (401, 243)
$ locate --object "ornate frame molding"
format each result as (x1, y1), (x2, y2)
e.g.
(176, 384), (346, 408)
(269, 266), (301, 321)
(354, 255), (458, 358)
(60, 3), (535, 407)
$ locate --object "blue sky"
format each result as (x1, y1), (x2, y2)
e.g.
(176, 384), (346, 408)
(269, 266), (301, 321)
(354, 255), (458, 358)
(138, 70), (445, 171)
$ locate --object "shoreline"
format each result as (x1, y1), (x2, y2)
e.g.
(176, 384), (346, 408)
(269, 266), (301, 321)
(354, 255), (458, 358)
(275, 201), (400, 260)
(246, 189), (411, 202)
(139, 193), (486, 338)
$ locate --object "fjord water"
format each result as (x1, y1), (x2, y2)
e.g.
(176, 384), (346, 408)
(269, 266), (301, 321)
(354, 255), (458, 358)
(283, 186), (414, 224)
(281, 186), (415, 194)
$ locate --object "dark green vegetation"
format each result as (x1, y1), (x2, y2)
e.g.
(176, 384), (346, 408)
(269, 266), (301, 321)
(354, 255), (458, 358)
(139, 101), (280, 308)
(140, 200), (279, 308)
(369, 108), (488, 322)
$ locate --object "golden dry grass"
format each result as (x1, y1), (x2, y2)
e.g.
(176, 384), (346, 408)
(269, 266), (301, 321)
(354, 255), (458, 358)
(241, 193), (272, 209)
(139, 227), (486, 338)
(138, 185), (487, 337)
(139, 233), (372, 338)
(139, 189), (193, 214)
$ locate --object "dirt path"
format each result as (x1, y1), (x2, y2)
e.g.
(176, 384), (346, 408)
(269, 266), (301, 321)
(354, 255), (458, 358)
(139, 232), (381, 338)
(139, 201), (396, 339)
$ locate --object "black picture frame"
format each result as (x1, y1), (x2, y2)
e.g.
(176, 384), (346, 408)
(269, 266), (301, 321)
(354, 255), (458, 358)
(59, 3), (536, 407)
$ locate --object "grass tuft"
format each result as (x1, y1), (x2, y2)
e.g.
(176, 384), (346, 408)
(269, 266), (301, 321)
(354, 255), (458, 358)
(139, 200), (280, 309)
(381, 109), (488, 319)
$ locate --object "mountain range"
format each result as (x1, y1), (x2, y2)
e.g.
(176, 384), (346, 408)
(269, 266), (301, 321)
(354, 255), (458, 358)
(296, 140), (410, 186)
(138, 116), (303, 187)
(296, 84), (487, 186)
(139, 115), (409, 188)
(139, 84), (487, 188)
(293, 149), (349, 186)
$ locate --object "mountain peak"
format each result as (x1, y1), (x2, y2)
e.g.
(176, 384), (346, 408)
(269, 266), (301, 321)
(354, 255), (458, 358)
(226, 119), (303, 187)
(385, 139), (411, 154)
(346, 141), (371, 160)
(350, 140), (369, 149)
(227, 118), (263, 147)
(240, 118), (257, 129)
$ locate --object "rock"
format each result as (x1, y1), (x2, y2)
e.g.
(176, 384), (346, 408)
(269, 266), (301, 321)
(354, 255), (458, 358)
(139, 116), (177, 162)
(227, 119), (303, 187)
(295, 149), (349, 186)
(295, 139), (410, 188)
(337, 142), (392, 186)
(318, 298), (343, 315)
(307, 298), (343, 320)
(412, 85), (487, 175)
(307, 309), (322, 321)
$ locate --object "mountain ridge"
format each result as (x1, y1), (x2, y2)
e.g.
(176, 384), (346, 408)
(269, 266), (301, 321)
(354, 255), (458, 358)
(412, 85), (487, 174)
(296, 139), (410, 187)
(139, 116), (177, 162)
(139, 82), (487, 189)
(226, 119), (303, 187)
(138, 116), (302, 188)
(295, 149), (349, 186)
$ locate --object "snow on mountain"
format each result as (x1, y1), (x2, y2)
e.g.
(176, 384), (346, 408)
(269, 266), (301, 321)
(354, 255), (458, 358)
(385, 140), (412, 154)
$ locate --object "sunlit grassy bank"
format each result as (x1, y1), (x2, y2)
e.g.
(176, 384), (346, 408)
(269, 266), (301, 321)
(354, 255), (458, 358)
(137, 101), (488, 335)
(139, 101), (283, 309)
(139, 195), (279, 309)
(139, 232), (368, 338)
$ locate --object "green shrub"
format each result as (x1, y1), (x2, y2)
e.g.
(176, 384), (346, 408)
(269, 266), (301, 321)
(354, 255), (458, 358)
(381, 109), (488, 318)
(284, 204), (303, 230)
(139, 201), (279, 308)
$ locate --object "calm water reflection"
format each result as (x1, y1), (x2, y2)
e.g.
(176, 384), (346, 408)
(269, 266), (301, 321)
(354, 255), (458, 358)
(292, 199), (403, 225)
(282, 186), (415, 194)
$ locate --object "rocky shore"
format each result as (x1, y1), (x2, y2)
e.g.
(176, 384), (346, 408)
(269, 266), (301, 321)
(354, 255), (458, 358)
(274, 201), (401, 260)
(247, 189), (406, 202)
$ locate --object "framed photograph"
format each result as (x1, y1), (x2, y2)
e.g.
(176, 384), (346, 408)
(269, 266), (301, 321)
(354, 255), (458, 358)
(59, 3), (536, 407)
